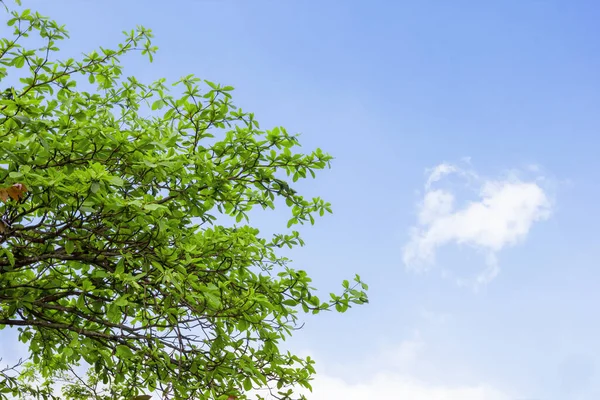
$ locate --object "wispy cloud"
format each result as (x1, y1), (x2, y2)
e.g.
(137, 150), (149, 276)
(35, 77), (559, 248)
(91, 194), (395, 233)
(299, 372), (509, 400)
(287, 335), (511, 400)
(403, 161), (552, 287)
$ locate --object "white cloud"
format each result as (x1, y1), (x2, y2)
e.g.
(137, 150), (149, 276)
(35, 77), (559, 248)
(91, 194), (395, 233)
(425, 163), (459, 189)
(299, 373), (509, 400)
(403, 161), (552, 287)
(282, 336), (511, 400)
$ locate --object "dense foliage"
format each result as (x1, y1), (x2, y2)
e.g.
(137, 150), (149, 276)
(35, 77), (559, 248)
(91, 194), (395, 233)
(0, 2), (368, 399)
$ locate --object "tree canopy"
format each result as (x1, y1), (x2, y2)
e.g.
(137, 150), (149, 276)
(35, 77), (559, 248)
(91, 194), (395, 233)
(0, 2), (368, 399)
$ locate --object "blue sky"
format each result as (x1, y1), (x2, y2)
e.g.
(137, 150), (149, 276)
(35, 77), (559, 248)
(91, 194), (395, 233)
(2, 1), (600, 399)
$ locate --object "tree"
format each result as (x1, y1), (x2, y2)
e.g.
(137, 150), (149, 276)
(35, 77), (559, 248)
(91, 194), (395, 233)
(0, 2), (368, 400)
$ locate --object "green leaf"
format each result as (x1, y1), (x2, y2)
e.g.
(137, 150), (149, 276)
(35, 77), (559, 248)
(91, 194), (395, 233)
(114, 296), (129, 307)
(13, 56), (25, 68)
(2, 248), (15, 267)
(14, 115), (31, 124)
(73, 112), (86, 121)
(106, 176), (124, 186)
(287, 217), (297, 228)
(143, 203), (165, 211)
(115, 345), (134, 359)
(151, 99), (164, 110)
(65, 240), (75, 254)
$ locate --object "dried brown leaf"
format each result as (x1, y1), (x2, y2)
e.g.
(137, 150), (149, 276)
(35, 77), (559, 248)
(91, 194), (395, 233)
(0, 183), (27, 202)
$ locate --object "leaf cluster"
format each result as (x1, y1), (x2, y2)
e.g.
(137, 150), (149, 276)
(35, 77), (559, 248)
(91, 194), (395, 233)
(0, 3), (368, 400)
